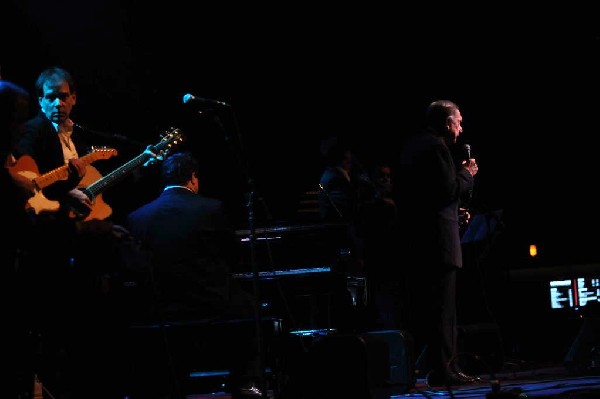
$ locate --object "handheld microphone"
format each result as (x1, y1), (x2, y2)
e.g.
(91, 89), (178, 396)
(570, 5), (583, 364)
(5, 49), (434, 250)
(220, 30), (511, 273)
(463, 143), (474, 202)
(182, 93), (230, 108)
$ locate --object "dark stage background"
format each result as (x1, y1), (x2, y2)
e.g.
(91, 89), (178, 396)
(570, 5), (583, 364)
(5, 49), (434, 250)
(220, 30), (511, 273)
(3, 2), (600, 271)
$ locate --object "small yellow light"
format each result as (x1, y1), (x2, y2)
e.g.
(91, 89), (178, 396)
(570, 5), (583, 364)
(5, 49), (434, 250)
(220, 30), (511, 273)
(529, 244), (538, 258)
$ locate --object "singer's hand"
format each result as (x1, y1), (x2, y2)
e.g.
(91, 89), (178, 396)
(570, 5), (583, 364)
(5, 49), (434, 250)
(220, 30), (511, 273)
(459, 207), (471, 227)
(463, 158), (478, 176)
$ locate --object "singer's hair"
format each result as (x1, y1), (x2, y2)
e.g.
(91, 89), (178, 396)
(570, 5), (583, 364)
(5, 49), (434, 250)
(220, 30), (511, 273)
(161, 151), (198, 186)
(425, 100), (459, 132)
(35, 67), (76, 96)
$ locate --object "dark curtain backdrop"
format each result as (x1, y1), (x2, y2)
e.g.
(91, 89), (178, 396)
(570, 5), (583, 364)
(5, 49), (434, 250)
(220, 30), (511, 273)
(3, 1), (599, 266)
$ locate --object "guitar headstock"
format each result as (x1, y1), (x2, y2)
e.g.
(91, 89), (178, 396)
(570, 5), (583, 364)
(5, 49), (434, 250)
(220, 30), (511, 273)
(156, 127), (184, 154)
(89, 146), (119, 160)
(144, 127), (185, 167)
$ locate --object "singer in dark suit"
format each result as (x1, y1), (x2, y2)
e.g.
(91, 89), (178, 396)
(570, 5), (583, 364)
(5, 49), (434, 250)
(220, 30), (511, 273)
(395, 100), (479, 387)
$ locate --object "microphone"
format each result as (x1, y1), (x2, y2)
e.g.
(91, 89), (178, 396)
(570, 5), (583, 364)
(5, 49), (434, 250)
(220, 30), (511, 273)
(463, 143), (474, 203)
(464, 143), (471, 159)
(182, 93), (230, 108)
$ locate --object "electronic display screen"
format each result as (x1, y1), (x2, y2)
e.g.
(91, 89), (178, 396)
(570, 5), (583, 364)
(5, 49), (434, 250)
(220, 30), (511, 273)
(549, 277), (600, 310)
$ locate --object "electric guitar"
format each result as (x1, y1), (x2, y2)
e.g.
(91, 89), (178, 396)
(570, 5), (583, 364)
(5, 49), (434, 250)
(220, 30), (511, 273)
(69, 127), (184, 221)
(9, 147), (118, 215)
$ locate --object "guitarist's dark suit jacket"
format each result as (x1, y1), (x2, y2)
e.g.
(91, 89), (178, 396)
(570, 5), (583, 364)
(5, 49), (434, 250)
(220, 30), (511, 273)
(12, 112), (92, 272)
(127, 186), (251, 321)
(14, 111), (89, 201)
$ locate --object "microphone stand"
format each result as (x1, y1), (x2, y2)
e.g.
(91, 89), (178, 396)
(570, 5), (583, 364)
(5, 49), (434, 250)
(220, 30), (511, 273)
(212, 111), (268, 399)
(246, 181), (267, 397)
(74, 123), (146, 149)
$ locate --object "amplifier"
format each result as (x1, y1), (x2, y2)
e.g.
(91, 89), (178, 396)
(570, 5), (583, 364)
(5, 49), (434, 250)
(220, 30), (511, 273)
(280, 329), (415, 399)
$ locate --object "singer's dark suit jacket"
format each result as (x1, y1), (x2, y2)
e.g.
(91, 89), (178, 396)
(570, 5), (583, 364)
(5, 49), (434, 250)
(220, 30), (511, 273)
(127, 187), (250, 321)
(396, 128), (474, 269)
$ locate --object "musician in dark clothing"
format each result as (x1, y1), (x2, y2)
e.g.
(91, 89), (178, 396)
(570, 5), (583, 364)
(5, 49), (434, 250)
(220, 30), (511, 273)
(127, 152), (244, 319)
(318, 140), (357, 222)
(1, 79), (32, 273)
(1, 78), (34, 399)
(317, 136), (370, 264)
(126, 151), (262, 399)
(11, 67), (125, 399)
(13, 67), (91, 211)
(395, 100), (479, 387)
(358, 162), (401, 330)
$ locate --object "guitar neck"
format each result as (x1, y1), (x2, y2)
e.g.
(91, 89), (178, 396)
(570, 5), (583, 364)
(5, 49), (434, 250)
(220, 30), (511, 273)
(35, 152), (103, 190)
(83, 151), (150, 198)
(80, 128), (182, 200)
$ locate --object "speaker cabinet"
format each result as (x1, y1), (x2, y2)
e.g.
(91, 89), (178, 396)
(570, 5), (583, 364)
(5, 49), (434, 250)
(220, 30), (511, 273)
(457, 323), (504, 375)
(292, 329), (415, 399)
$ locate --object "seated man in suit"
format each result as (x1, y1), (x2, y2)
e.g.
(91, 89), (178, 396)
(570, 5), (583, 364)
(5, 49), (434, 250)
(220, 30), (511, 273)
(127, 151), (262, 399)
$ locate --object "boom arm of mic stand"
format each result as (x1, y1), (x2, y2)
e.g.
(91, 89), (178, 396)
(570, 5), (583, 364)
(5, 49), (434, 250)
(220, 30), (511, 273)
(75, 123), (146, 149)
(319, 183), (344, 220)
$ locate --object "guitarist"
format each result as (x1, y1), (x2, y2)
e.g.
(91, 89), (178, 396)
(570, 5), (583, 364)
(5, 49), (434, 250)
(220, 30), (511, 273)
(13, 67), (93, 216)
(12, 67), (127, 399)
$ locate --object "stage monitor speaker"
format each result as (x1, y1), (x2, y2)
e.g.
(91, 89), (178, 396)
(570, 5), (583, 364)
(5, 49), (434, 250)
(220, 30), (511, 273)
(457, 323), (504, 375)
(299, 329), (414, 399)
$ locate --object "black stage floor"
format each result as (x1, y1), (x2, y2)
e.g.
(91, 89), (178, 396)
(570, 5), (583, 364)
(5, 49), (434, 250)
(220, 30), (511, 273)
(187, 362), (600, 399)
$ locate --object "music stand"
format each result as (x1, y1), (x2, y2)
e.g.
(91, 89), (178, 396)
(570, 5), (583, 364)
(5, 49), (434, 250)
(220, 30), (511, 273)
(461, 210), (503, 245)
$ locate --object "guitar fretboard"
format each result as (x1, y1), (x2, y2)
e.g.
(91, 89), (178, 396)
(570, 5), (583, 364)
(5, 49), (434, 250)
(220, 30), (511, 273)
(83, 152), (151, 199)
(82, 129), (182, 200)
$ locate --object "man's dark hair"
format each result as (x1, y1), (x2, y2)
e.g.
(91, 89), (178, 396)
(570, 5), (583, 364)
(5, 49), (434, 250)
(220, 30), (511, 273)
(0, 80), (30, 152)
(35, 67), (76, 96)
(161, 151), (198, 186)
(320, 136), (352, 167)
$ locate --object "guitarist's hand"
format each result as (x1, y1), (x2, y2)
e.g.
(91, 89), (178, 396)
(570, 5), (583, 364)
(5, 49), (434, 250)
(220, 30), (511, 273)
(6, 154), (36, 194)
(68, 158), (87, 179)
(143, 145), (165, 167)
(68, 188), (92, 210)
